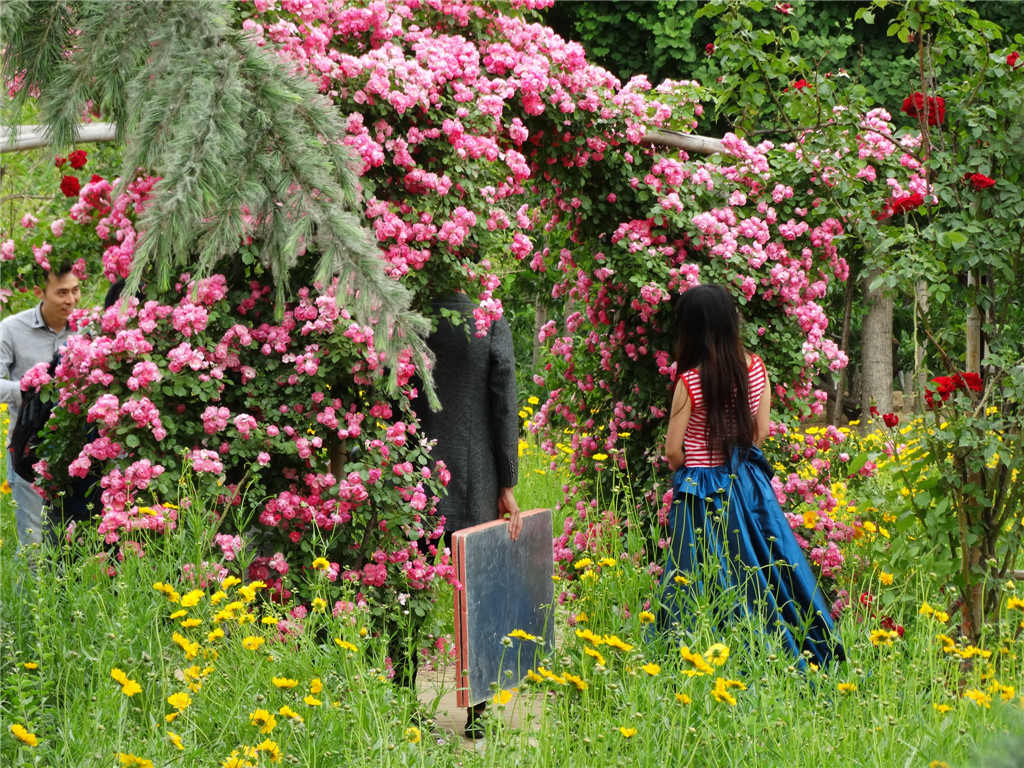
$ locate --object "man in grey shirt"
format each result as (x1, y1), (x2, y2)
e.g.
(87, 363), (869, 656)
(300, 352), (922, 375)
(1, 261), (82, 549)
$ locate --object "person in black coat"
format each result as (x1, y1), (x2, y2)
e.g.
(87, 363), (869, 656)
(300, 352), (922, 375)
(407, 292), (522, 737)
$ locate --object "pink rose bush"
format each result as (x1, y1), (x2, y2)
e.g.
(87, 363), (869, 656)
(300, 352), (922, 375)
(35, 238), (456, 614)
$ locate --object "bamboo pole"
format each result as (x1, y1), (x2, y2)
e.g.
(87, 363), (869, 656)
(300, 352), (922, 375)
(1, 123), (118, 153)
(641, 129), (725, 156)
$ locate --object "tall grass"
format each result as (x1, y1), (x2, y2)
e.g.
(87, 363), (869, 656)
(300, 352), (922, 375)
(1, 414), (1023, 766)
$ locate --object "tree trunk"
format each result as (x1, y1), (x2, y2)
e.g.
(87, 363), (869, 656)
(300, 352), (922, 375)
(860, 270), (894, 418)
(829, 278), (856, 424)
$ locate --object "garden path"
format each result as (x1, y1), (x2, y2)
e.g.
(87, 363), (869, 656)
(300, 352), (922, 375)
(417, 662), (543, 746)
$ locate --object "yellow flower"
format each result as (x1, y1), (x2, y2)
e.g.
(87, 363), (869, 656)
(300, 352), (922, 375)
(180, 618), (202, 628)
(334, 639), (358, 653)
(638, 611), (655, 624)
(598, 557), (617, 567)
(304, 695), (322, 706)
(525, 669), (544, 683)
(933, 610), (949, 622)
(933, 703), (953, 714)
(310, 677), (323, 694)
(180, 589), (205, 608)
(153, 582), (181, 603)
(602, 635), (633, 652)
(210, 590), (227, 605)
(563, 672), (589, 691)
(311, 597), (327, 612)
(575, 611), (588, 623)
(802, 510), (818, 529)
(110, 668), (142, 697)
(963, 688), (992, 709)
(256, 739), (282, 763)
(167, 731), (184, 750)
(674, 692), (692, 705)
(0, 480), (11, 495)
(575, 628), (603, 645)
(250, 708), (277, 733)
(221, 575), (242, 591)
(573, 558), (593, 570)
(711, 678), (737, 706)
(583, 646), (607, 667)
(10, 723), (39, 746)
(278, 705), (304, 722)
(242, 636), (265, 651)
(509, 628), (539, 642)
(208, 628), (225, 643)
(311, 557), (330, 570)
(704, 643), (730, 667)
(593, 453), (608, 461)
(405, 726), (422, 744)
(117, 754), (154, 768)
(493, 689), (513, 705)
(870, 629), (899, 647)
(22, 662), (38, 670)
(172, 632), (200, 659)
(169, 609), (188, 620)
(680, 646), (714, 677)
(674, 575), (690, 585)
(838, 683), (858, 694)
(261, 616), (279, 625)
(167, 691), (192, 712)
(618, 727), (637, 738)
(272, 676), (299, 689)
(537, 666), (566, 685)
(1008, 597), (1024, 611)
(641, 663), (661, 676)
(879, 572), (894, 586)
(929, 762), (950, 768)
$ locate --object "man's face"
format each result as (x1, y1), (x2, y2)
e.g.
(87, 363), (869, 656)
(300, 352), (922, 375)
(34, 272), (82, 326)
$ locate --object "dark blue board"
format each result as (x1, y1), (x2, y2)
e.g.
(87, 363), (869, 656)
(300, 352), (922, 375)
(452, 508), (555, 707)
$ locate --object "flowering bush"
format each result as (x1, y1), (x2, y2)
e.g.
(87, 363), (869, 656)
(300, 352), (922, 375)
(29, 172), (455, 617)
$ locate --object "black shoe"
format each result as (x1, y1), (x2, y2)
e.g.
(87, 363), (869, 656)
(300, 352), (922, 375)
(464, 705), (486, 740)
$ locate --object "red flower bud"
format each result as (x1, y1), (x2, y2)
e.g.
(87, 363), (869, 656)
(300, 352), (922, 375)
(882, 413), (899, 429)
(1008, 51), (1020, 69)
(774, 2), (793, 14)
(54, 156), (67, 168)
(869, 406), (880, 418)
(705, 43), (715, 56)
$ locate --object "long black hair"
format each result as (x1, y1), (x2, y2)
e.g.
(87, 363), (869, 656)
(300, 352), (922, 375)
(672, 284), (755, 458)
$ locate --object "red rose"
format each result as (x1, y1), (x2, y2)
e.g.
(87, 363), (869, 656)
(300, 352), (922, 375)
(791, 79), (811, 90)
(889, 192), (924, 215)
(925, 375), (955, 408)
(901, 92), (945, 126)
(882, 413), (899, 428)
(869, 406), (880, 418)
(68, 149), (88, 169)
(59, 175), (81, 197)
(1008, 51), (1020, 69)
(859, 592), (874, 607)
(964, 173), (996, 190)
(54, 156), (67, 168)
(953, 372), (983, 392)
(705, 43), (715, 56)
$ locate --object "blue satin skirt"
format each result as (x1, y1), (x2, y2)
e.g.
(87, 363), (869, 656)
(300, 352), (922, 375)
(656, 447), (845, 669)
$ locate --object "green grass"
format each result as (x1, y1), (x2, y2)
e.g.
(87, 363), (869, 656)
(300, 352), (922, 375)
(2, 422), (1023, 767)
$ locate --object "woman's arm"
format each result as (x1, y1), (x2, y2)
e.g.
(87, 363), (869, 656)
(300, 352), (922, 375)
(753, 365), (771, 448)
(664, 377), (692, 471)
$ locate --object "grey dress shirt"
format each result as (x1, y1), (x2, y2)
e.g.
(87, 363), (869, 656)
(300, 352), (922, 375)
(0, 303), (73, 443)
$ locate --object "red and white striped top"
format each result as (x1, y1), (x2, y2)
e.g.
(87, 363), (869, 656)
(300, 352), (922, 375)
(679, 354), (767, 467)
